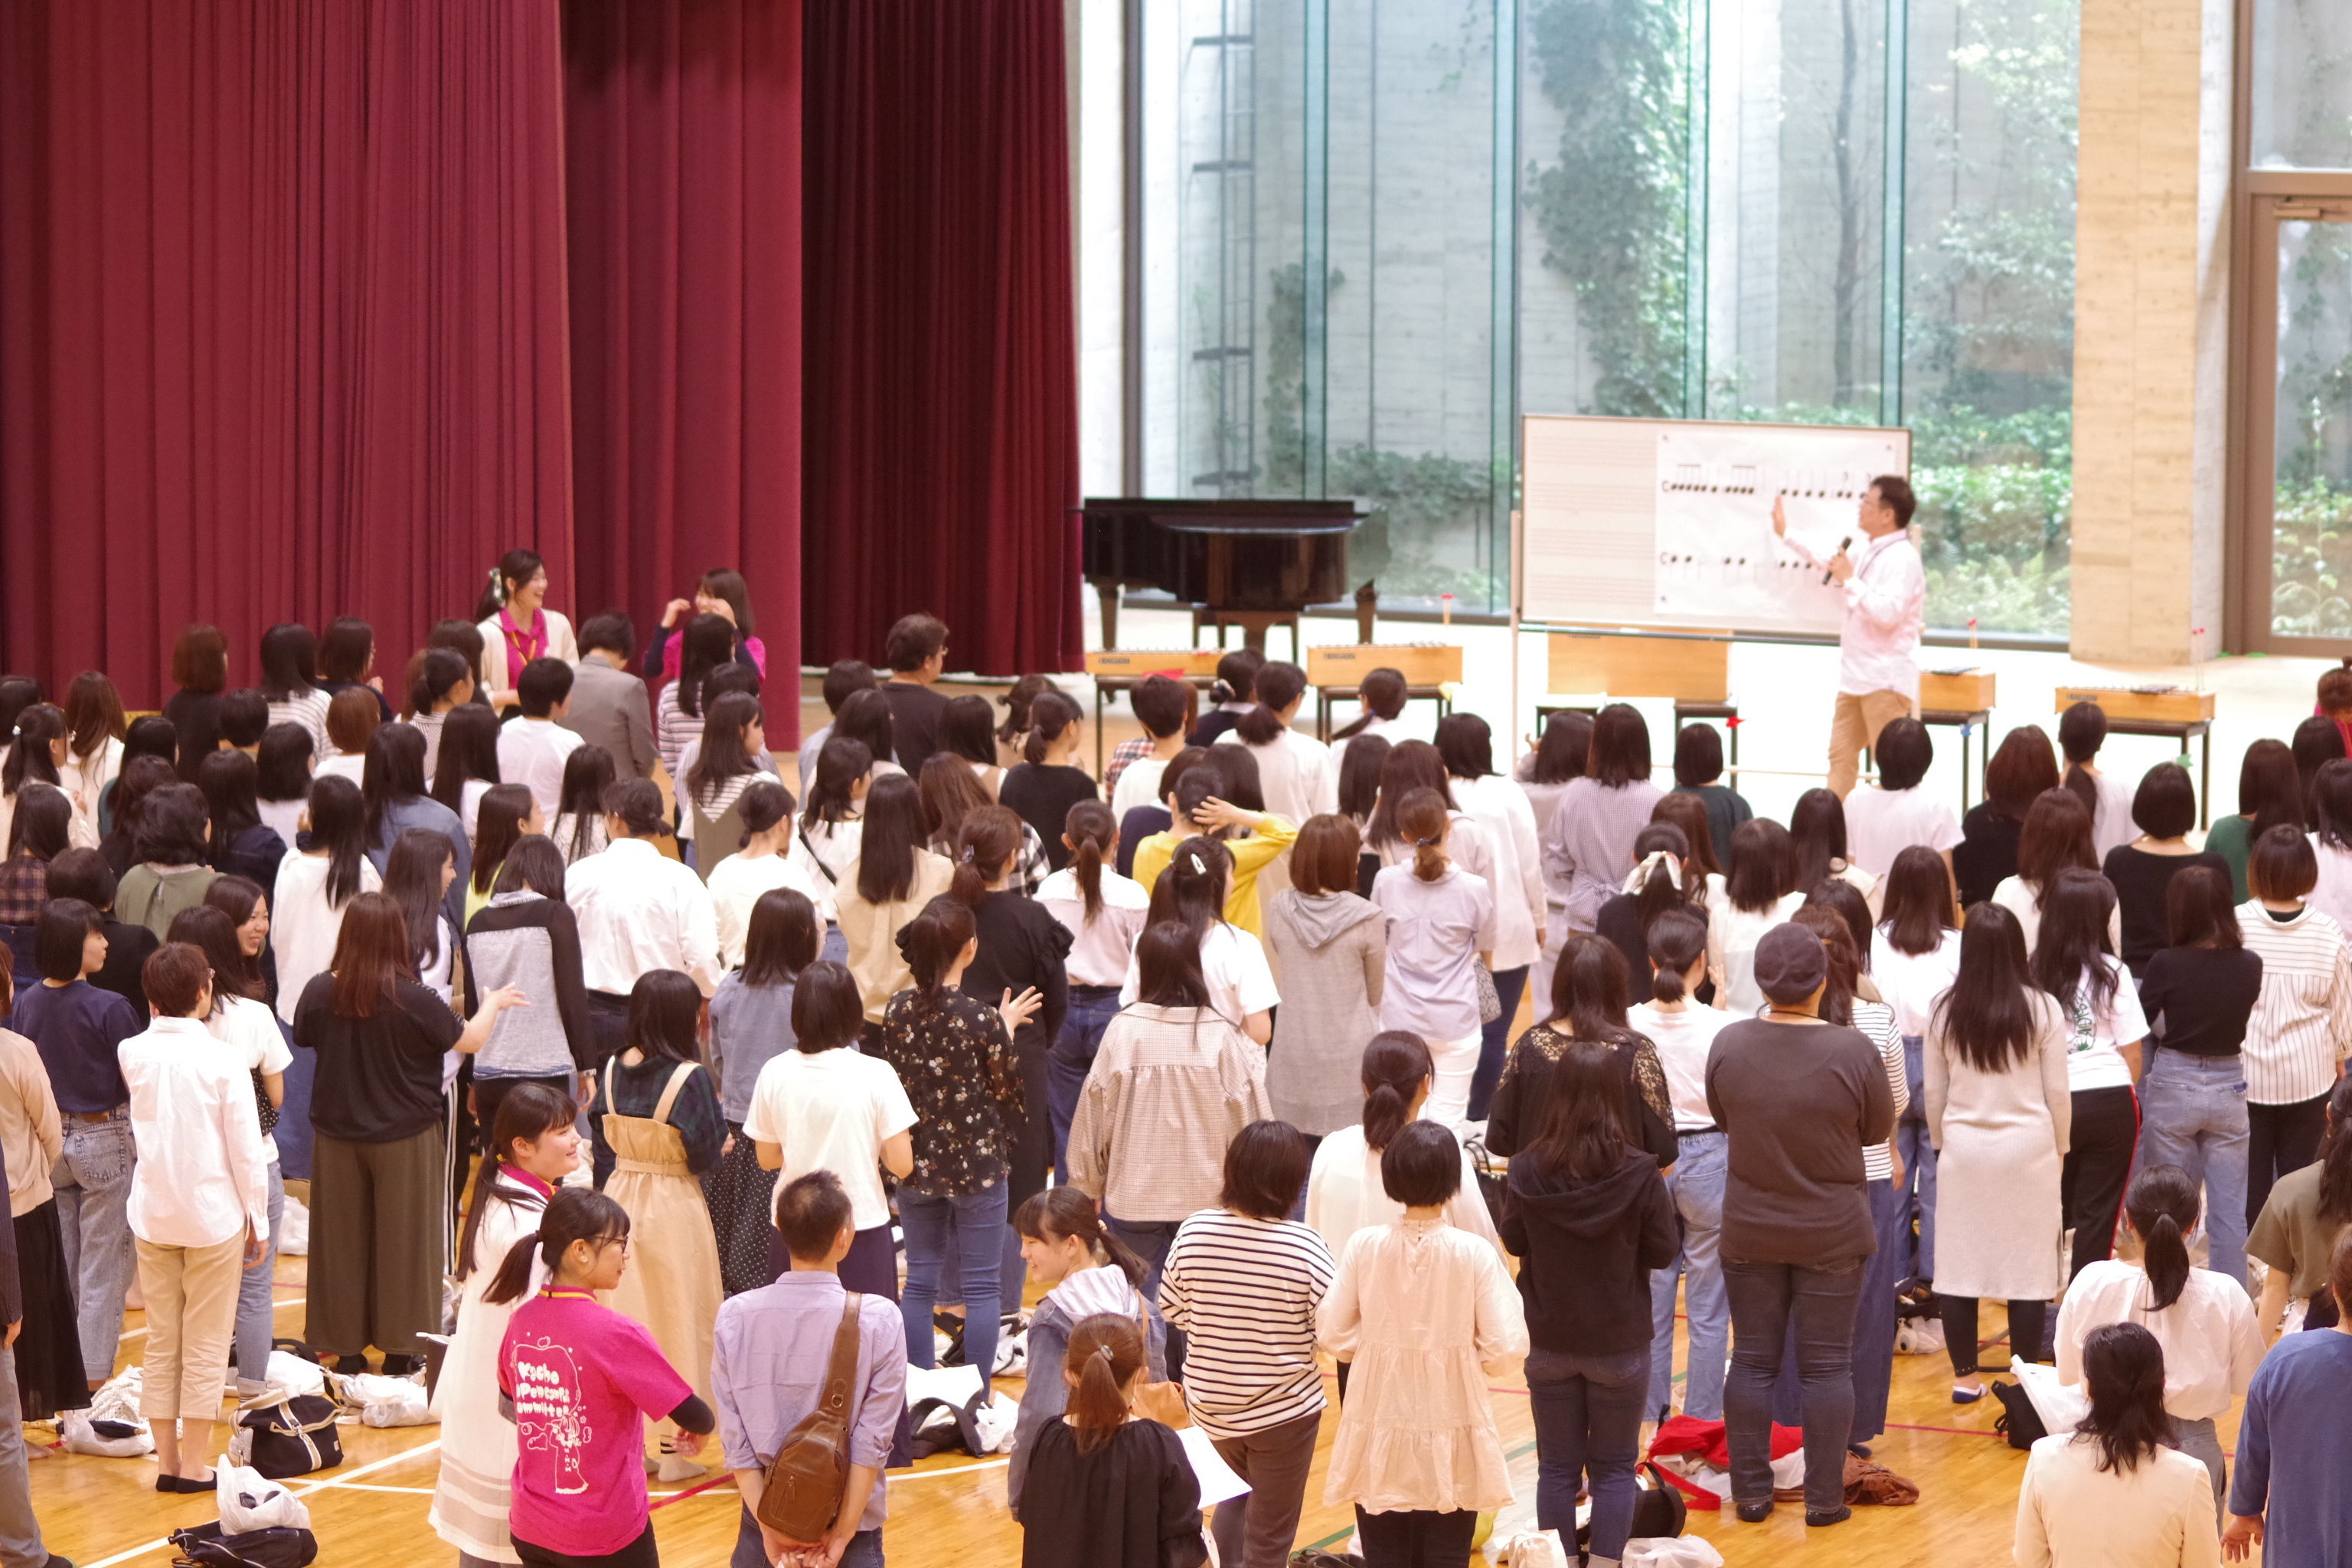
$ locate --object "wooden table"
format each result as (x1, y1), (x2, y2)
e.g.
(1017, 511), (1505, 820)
(1081, 650), (1223, 774)
(2055, 686), (2220, 827)
(1306, 645), (1465, 743)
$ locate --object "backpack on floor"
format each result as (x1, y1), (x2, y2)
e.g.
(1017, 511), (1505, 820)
(167, 1522), (318, 1568)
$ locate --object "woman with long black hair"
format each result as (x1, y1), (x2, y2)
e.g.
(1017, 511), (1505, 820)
(652, 612), (737, 782)
(428, 702), (502, 839)
(258, 623), (332, 753)
(253, 722), (315, 850)
(2058, 1164), (2261, 1510)
(547, 743), (614, 864)
(590, 968), (725, 1481)
(0, 704), (93, 853)
(1488, 932), (1677, 1172)
(2014, 1322), (2220, 1566)
(2031, 867), (2150, 1284)
(648, 567), (765, 681)
(360, 722), (471, 933)
(195, 749), (288, 890)
(1873, 844), (1964, 1285)
(2202, 737), (2302, 902)
(1125, 834), (1278, 1044)
(703, 888), (822, 1293)
(835, 773), (956, 1038)
(430, 1082), (580, 1566)
(268, 774), (379, 1025)
(1926, 900), (2072, 1400)
(406, 646), (477, 784)
(789, 736), (871, 933)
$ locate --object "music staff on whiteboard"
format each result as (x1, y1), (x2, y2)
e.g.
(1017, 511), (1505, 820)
(1771, 475), (1926, 798)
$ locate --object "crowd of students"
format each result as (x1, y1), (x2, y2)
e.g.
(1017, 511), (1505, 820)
(9, 584), (2352, 1567)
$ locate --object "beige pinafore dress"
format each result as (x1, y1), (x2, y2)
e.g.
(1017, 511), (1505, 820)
(596, 1056), (722, 1461)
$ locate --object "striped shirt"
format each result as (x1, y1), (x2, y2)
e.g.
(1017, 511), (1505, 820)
(1855, 998), (1909, 1183)
(2236, 900), (2352, 1105)
(1158, 1209), (1334, 1439)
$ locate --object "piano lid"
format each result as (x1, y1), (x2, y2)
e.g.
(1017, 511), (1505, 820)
(1076, 497), (1370, 537)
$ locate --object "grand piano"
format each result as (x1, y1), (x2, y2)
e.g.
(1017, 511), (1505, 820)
(1079, 496), (1374, 652)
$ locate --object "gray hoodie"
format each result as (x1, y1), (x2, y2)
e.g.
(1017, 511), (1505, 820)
(1263, 889), (1387, 1135)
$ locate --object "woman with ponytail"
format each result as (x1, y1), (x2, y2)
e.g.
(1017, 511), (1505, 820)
(878, 894), (1039, 1393)
(1001, 688), (1101, 871)
(1308, 1032), (1503, 1266)
(1131, 752), (1298, 938)
(652, 612), (737, 782)
(2059, 698), (2140, 861)
(1369, 788), (1498, 1129)
(1593, 822), (1708, 998)
(0, 704), (94, 854)
(491, 1187), (715, 1568)
(1013, 1313), (1207, 1566)
(952, 806), (1070, 1286)
(1126, 835), (1280, 1045)
(2017, 1322), (2221, 1566)
(1331, 665), (1408, 763)
(2058, 1163), (2261, 1508)
(472, 548), (579, 714)
(1039, 801), (1150, 1178)
(1187, 649), (1265, 747)
(1630, 905), (1735, 1420)
(1266, 815), (1388, 1137)
(407, 647), (478, 783)
(1217, 659), (1338, 834)
(430, 1083), (581, 1565)
(1008, 1188), (1171, 1516)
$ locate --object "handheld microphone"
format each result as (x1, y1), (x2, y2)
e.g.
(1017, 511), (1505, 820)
(1824, 534), (1852, 586)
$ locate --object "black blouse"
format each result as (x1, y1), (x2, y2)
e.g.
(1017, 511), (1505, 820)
(1952, 802), (2024, 908)
(1487, 1024), (1679, 1171)
(2103, 845), (2233, 975)
(1000, 765), (1103, 871)
(1015, 1418), (1207, 1568)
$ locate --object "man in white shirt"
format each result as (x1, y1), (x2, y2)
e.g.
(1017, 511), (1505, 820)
(497, 658), (586, 818)
(564, 778), (722, 1037)
(1773, 475), (1927, 799)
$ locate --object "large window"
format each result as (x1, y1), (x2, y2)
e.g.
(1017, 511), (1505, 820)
(1131, 0), (2080, 634)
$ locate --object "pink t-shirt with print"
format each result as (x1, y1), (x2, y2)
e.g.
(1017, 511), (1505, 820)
(499, 1292), (693, 1557)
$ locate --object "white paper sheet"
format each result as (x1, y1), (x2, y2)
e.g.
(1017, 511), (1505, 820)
(1178, 1425), (1251, 1506)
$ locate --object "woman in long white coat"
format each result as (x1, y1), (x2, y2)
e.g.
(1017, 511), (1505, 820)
(429, 1084), (582, 1566)
(1926, 900), (2072, 1401)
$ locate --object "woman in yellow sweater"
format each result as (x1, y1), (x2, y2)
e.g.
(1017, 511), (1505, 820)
(1131, 756), (1295, 937)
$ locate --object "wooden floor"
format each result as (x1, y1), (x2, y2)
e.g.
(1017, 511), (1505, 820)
(26, 1261), (2262, 1568)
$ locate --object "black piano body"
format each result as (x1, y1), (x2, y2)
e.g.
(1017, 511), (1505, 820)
(1079, 496), (1372, 652)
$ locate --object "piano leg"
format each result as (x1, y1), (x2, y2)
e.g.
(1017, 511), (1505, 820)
(1093, 580), (1121, 650)
(1227, 612), (1295, 659)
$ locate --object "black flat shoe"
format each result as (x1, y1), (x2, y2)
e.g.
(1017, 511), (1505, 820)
(1735, 1499), (1774, 1523)
(332, 1354), (371, 1376)
(1848, 1442), (1873, 1459)
(155, 1472), (214, 1494)
(1807, 1505), (1854, 1527)
(378, 1354), (424, 1377)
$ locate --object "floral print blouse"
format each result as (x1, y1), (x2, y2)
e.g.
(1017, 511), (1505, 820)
(877, 987), (1025, 1197)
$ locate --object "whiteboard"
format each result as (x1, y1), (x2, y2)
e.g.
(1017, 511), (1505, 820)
(1520, 413), (1911, 637)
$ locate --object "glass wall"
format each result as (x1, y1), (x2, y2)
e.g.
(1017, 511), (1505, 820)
(1134, 0), (2080, 633)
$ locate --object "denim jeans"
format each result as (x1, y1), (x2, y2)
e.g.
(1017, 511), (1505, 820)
(1896, 1034), (1938, 1283)
(1648, 1129), (1728, 1419)
(1723, 1253), (1866, 1514)
(1527, 1344), (1650, 1560)
(900, 1183), (1009, 1387)
(1772, 1179), (1906, 1445)
(1468, 965), (1530, 1122)
(0, 1332), (52, 1566)
(1047, 987), (1124, 1183)
(233, 1161), (286, 1389)
(2135, 1048), (2250, 1290)
(54, 1109), (138, 1383)
(274, 1013), (316, 1181)
(732, 1509), (881, 1568)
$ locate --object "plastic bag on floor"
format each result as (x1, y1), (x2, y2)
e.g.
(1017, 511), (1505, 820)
(1491, 1530), (1573, 1567)
(1624, 1540), (1726, 1568)
(331, 1371), (433, 1427)
(276, 1196), (309, 1257)
(265, 1351), (326, 1396)
(1895, 1316), (1947, 1354)
(217, 1456), (313, 1532)
(2012, 1358), (2088, 1436)
(64, 1367), (155, 1456)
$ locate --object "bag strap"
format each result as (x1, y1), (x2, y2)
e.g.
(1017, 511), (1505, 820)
(799, 827), (840, 884)
(817, 1292), (863, 1420)
(650, 1060), (697, 1126)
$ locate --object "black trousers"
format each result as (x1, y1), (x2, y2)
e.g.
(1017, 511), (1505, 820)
(2249, 1093), (2330, 1231)
(2062, 1085), (2141, 1286)
(1354, 1506), (1476, 1568)
(1938, 1295), (2047, 1378)
(514, 1524), (658, 1568)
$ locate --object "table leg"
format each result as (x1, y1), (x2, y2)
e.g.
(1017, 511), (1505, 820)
(1959, 724), (1975, 815)
(1093, 684), (1108, 776)
(2200, 727), (2213, 831)
(1317, 691), (1331, 746)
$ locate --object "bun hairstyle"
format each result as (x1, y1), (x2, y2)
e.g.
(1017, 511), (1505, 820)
(475, 547), (547, 621)
(1644, 906), (1709, 1002)
(949, 805), (1024, 906)
(994, 675), (1054, 747)
(1396, 787), (1451, 881)
(1063, 1315), (1148, 1452)
(484, 1187), (628, 1306)
(1359, 1031), (1433, 1153)
(2123, 1163), (2199, 1312)
(1022, 689), (1083, 766)
(1789, 903), (1861, 1025)
(1236, 662), (1309, 746)
(1332, 667), (1407, 740)
(458, 1081), (578, 1281)
(899, 893), (978, 1013)
(1207, 648), (1264, 709)
(736, 778), (794, 850)
(1064, 799), (1117, 920)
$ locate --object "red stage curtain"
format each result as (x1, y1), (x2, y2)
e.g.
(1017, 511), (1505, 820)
(0, 0), (573, 707)
(801, 0), (1082, 677)
(561, 0), (802, 734)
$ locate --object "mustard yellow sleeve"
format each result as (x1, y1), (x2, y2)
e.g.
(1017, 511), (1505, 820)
(1132, 833), (1176, 893)
(1228, 814), (1296, 871)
